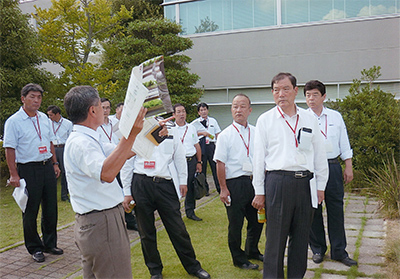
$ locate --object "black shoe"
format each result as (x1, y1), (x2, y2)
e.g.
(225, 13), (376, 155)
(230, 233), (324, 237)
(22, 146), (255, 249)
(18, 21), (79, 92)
(187, 214), (202, 221)
(44, 247), (64, 255)
(234, 261), (259, 270)
(248, 253), (264, 261)
(205, 192), (210, 196)
(61, 197), (70, 202)
(338, 257), (357, 267)
(32, 251), (45, 262)
(150, 275), (163, 279)
(192, 268), (210, 279)
(127, 223), (138, 231)
(312, 253), (324, 264)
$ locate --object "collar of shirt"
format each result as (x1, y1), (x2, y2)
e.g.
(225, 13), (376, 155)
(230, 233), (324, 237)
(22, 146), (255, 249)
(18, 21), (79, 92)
(74, 124), (102, 142)
(18, 106), (36, 120)
(232, 120), (249, 132)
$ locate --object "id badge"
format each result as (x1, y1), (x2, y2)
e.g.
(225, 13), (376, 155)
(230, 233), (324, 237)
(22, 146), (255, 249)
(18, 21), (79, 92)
(206, 138), (210, 144)
(325, 141), (333, 153)
(52, 139), (58, 145)
(242, 157), (252, 172)
(38, 146), (48, 154)
(295, 152), (307, 165)
(144, 161), (156, 169)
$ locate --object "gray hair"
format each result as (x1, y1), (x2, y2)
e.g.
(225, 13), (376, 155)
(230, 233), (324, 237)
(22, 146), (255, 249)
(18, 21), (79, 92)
(21, 83), (44, 97)
(64, 86), (100, 124)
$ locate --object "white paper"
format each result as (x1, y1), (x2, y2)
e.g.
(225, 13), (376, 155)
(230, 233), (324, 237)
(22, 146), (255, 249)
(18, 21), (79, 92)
(131, 118), (159, 159)
(12, 179), (28, 213)
(119, 69), (149, 140)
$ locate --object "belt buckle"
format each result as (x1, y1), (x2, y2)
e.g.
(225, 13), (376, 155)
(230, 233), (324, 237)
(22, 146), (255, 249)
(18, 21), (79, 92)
(295, 171), (306, 178)
(152, 176), (161, 183)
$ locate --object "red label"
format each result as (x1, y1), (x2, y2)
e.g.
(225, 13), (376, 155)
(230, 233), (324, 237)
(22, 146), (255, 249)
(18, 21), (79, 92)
(38, 146), (48, 154)
(144, 161), (156, 169)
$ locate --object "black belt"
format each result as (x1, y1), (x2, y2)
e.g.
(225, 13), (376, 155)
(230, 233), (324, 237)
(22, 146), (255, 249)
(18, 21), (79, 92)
(328, 157), (339, 164)
(79, 203), (121, 216)
(54, 144), (65, 148)
(268, 170), (313, 179)
(227, 175), (253, 181)
(186, 155), (196, 162)
(136, 173), (171, 183)
(17, 158), (52, 166)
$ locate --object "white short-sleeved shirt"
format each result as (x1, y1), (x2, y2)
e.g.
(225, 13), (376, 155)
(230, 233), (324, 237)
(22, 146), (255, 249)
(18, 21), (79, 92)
(64, 125), (124, 214)
(50, 116), (73, 145)
(97, 119), (119, 145)
(4, 107), (55, 163)
(308, 107), (353, 160)
(172, 123), (199, 157)
(214, 121), (255, 179)
(252, 106), (329, 208)
(191, 116), (221, 143)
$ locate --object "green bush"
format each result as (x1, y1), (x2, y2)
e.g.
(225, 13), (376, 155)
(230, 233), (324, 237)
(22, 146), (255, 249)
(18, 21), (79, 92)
(328, 66), (400, 189)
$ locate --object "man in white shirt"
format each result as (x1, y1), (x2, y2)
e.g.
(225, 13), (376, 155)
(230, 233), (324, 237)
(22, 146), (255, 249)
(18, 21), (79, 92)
(63, 85), (146, 279)
(191, 103), (221, 194)
(4, 83), (62, 263)
(252, 73), (329, 279)
(214, 94), (264, 270)
(305, 80), (357, 267)
(47, 105), (73, 201)
(120, 131), (210, 279)
(97, 98), (119, 145)
(172, 104), (203, 221)
(109, 102), (124, 125)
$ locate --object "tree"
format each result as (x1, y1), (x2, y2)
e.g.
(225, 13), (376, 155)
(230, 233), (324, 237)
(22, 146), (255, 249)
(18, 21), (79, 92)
(195, 17), (219, 34)
(34, 0), (132, 96)
(0, 0), (53, 137)
(111, 0), (162, 21)
(328, 66), (400, 188)
(102, 18), (203, 119)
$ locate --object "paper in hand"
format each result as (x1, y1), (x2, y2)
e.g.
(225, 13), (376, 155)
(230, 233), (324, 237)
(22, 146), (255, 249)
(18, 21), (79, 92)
(12, 179), (28, 213)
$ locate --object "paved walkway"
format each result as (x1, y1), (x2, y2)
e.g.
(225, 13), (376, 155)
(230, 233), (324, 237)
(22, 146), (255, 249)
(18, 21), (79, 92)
(0, 181), (386, 279)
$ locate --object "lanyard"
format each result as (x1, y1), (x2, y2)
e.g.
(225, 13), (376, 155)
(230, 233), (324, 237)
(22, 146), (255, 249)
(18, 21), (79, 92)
(100, 123), (113, 143)
(277, 107), (299, 147)
(52, 118), (63, 136)
(180, 126), (188, 143)
(320, 115), (327, 139)
(232, 123), (250, 157)
(30, 114), (42, 141)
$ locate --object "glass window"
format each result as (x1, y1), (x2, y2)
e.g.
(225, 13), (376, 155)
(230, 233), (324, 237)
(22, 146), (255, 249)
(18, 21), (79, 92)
(282, 0), (310, 24)
(254, 0), (277, 27)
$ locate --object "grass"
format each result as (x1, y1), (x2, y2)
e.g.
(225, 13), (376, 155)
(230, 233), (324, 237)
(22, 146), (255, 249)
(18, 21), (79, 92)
(383, 219), (400, 279)
(130, 197), (266, 278)
(0, 179), (75, 250)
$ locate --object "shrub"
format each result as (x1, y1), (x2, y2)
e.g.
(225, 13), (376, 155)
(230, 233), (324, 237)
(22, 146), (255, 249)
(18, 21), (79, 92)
(365, 153), (400, 219)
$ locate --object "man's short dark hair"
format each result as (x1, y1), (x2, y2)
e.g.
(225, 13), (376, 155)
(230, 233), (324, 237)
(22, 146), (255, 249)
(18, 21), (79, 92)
(47, 105), (61, 114)
(21, 83), (44, 97)
(64, 86), (100, 124)
(271, 72), (297, 89)
(233, 94), (251, 106)
(116, 102), (124, 109)
(304, 80), (326, 96)
(173, 103), (186, 113)
(100, 98), (111, 107)
(197, 102), (209, 112)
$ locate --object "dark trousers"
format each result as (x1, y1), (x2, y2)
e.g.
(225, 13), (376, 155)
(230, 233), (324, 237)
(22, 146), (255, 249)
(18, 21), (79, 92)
(226, 176), (263, 265)
(132, 174), (201, 276)
(17, 161), (58, 254)
(55, 146), (68, 199)
(309, 162), (348, 260)
(185, 156), (197, 216)
(263, 172), (314, 279)
(201, 142), (220, 192)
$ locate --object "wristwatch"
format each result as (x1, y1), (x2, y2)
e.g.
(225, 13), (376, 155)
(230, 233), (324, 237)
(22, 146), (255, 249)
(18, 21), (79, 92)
(53, 162), (59, 165)
(197, 161), (203, 164)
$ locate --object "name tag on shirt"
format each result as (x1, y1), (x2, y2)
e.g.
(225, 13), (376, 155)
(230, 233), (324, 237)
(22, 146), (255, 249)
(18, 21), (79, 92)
(53, 139), (58, 145)
(144, 161), (156, 169)
(38, 146), (48, 154)
(242, 157), (252, 172)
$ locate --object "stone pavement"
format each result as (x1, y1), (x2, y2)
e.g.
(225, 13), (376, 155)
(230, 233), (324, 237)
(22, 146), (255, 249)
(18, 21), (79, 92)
(0, 184), (386, 278)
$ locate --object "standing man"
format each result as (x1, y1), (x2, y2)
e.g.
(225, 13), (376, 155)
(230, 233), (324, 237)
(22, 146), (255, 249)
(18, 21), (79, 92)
(191, 102), (221, 194)
(252, 73), (328, 279)
(305, 80), (357, 267)
(214, 94), (264, 270)
(97, 97), (119, 145)
(47, 105), (73, 201)
(172, 103), (203, 221)
(120, 130), (211, 279)
(4, 83), (63, 263)
(63, 85), (146, 278)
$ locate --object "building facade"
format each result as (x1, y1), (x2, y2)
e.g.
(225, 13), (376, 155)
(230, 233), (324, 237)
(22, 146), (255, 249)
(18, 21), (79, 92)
(163, 0), (400, 128)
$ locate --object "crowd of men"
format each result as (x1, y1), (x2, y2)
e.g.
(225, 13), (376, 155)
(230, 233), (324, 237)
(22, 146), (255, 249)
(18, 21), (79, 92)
(4, 72), (357, 279)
